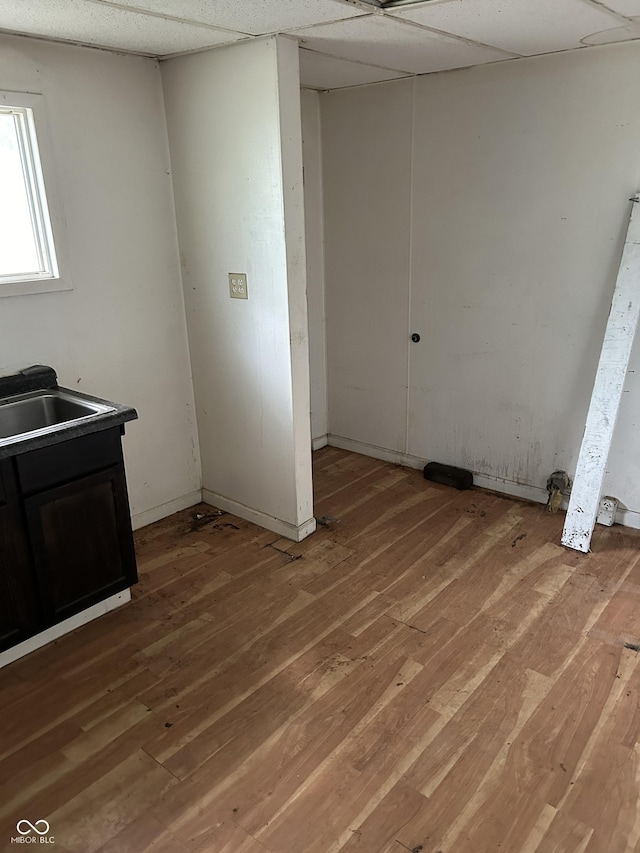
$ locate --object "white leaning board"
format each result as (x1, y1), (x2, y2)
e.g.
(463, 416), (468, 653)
(562, 195), (640, 552)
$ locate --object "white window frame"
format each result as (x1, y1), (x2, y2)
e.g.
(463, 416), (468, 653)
(0, 91), (72, 298)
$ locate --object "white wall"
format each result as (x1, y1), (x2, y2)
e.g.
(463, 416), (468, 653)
(0, 34), (201, 527)
(321, 42), (640, 520)
(301, 88), (328, 445)
(162, 36), (315, 542)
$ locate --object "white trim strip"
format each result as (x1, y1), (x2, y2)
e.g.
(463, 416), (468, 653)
(312, 434), (328, 451)
(0, 589), (131, 669)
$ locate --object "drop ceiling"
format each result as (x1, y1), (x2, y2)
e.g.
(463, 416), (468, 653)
(0, 0), (638, 90)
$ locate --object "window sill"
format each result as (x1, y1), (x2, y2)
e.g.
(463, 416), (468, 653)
(0, 277), (73, 298)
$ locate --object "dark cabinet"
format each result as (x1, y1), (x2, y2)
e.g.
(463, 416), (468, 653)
(0, 501), (40, 650)
(25, 466), (136, 623)
(0, 427), (137, 654)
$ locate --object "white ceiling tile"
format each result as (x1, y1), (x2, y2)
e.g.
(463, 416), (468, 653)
(299, 48), (409, 89)
(99, 0), (367, 35)
(292, 14), (509, 75)
(0, 0), (246, 54)
(390, 0), (622, 56)
(598, 0), (640, 15)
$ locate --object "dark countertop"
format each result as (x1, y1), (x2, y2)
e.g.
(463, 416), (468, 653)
(0, 365), (137, 460)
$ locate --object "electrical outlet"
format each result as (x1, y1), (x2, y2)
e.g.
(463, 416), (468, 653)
(229, 273), (248, 299)
(596, 495), (618, 526)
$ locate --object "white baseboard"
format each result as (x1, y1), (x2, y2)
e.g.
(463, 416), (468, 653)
(615, 507), (640, 530)
(461, 468), (640, 529)
(312, 434), (329, 451)
(202, 489), (317, 542)
(326, 435), (640, 531)
(0, 589), (131, 669)
(327, 434), (425, 470)
(472, 470), (551, 505)
(132, 489), (202, 531)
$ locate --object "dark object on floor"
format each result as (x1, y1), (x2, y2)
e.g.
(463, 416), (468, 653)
(624, 642), (640, 652)
(316, 514), (339, 527)
(191, 509), (226, 531)
(546, 470), (570, 513)
(423, 461), (473, 490)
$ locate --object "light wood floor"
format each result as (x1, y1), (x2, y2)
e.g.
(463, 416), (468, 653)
(2, 447), (640, 853)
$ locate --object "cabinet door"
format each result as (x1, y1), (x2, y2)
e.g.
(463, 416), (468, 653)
(24, 466), (137, 625)
(0, 486), (41, 652)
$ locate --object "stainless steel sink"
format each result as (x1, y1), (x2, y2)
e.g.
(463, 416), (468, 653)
(0, 389), (116, 444)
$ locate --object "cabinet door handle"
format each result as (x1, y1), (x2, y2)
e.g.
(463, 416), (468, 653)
(411, 333), (421, 343)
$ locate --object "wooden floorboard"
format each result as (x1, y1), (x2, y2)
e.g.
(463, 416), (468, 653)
(2, 447), (640, 852)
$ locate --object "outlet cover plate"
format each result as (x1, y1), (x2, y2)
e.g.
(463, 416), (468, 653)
(229, 273), (248, 299)
(596, 495), (618, 526)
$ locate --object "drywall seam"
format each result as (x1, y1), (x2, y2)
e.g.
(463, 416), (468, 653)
(155, 56), (203, 494)
(317, 89), (329, 442)
(404, 75), (416, 456)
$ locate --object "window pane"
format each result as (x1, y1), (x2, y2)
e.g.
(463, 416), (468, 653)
(0, 112), (41, 276)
